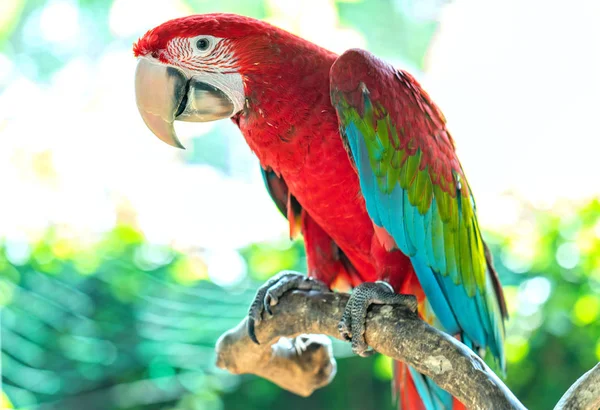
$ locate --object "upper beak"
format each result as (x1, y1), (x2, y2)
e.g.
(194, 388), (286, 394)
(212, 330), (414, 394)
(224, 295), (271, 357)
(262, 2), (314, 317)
(134, 57), (238, 149)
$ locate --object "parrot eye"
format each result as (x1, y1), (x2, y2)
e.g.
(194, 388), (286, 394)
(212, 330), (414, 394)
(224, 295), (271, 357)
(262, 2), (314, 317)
(187, 35), (219, 56)
(196, 38), (210, 51)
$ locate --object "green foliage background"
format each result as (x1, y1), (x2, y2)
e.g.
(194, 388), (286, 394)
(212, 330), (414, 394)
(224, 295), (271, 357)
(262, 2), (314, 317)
(1, 1), (599, 409)
(3, 199), (600, 410)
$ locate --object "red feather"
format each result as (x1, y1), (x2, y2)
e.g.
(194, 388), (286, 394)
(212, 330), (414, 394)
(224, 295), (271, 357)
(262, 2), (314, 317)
(329, 48), (460, 196)
(138, 15), (474, 410)
(134, 13), (271, 56)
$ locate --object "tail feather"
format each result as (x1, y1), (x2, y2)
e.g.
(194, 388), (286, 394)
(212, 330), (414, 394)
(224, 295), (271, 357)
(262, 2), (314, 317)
(394, 362), (466, 410)
(394, 362), (426, 410)
(394, 264), (475, 410)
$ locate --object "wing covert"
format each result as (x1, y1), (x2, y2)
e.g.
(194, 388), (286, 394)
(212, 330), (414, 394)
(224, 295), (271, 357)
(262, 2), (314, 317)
(330, 49), (507, 367)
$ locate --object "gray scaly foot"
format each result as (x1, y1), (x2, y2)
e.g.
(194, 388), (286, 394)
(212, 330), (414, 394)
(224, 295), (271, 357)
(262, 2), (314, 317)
(338, 281), (418, 357)
(247, 270), (329, 344)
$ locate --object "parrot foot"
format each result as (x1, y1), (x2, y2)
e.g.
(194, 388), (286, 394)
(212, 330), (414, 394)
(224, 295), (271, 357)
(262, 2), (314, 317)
(247, 270), (329, 344)
(338, 281), (418, 357)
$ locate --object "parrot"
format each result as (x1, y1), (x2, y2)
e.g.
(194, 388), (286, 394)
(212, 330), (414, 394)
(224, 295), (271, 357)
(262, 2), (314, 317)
(133, 13), (508, 410)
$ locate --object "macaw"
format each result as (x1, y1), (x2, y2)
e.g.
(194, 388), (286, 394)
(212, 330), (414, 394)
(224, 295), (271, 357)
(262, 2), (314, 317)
(133, 13), (508, 410)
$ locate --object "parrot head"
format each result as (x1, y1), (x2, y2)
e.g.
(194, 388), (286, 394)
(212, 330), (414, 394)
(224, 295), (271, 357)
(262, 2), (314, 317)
(132, 14), (264, 149)
(133, 13), (330, 149)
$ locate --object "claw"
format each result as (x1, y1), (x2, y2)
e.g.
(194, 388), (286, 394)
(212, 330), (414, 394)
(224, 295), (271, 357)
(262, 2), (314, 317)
(339, 281), (417, 356)
(338, 320), (352, 341)
(246, 271), (329, 344)
(264, 291), (280, 316)
(359, 348), (376, 357)
(247, 317), (260, 344)
(264, 295), (272, 316)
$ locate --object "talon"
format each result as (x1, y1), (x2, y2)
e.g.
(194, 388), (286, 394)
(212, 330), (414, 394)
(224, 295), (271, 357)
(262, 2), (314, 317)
(351, 334), (370, 356)
(264, 292), (279, 316)
(339, 281), (416, 357)
(246, 271), (328, 344)
(338, 320), (352, 341)
(360, 348), (376, 357)
(247, 317), (260, 344)
(264, 295), (273, 316)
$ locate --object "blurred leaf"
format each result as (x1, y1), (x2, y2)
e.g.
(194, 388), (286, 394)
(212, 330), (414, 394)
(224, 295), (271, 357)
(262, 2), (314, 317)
(572, 294), (600, 325)
(1, 391), (13, 409)
(337, 0), (439, 68)
(0, 0), (25, 43)
(373, 354), (393, 381)
(184, 0), (266, 18)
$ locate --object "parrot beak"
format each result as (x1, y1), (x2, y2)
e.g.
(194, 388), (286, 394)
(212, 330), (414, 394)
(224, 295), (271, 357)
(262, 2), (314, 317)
(134, 57), (243, 149)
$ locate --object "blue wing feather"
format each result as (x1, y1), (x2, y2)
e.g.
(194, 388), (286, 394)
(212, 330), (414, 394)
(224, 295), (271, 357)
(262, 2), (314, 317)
(330, 49), (507, 408)
(345, 112), (506, 362)
(408, 366), (453, 410)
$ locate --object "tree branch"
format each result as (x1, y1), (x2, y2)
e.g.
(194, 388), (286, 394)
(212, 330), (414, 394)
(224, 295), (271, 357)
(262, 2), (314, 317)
(216, 289), (525, 409)
(554, 362), (600, 410)
(216, 290), (600, 409)
(216, 326), (337, 397)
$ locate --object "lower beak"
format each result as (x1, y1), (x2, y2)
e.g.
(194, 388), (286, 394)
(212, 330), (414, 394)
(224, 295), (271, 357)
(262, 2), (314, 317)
(134, 57), (237, 149)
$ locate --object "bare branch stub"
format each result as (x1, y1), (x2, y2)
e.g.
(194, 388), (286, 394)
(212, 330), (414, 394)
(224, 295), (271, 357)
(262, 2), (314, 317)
(216, 290), (527, 409)
(554, 362), (600, 410)
(216, 322), (337, 397)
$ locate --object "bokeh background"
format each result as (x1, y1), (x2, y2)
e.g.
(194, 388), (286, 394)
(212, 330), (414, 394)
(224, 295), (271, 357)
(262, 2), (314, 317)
(1, 0), (599, 409)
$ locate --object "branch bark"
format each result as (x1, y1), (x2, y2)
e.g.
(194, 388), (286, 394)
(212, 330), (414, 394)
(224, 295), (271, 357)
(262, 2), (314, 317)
(216, 327), (337, 397)
(216, 290), (523, 409)
(215, 290), (600, 410)
(554, 362), (600, 410)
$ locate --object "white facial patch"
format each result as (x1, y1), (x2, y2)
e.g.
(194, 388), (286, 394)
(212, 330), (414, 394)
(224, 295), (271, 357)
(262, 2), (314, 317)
(194, 70), (246, 116)
(164, 34), (245, 116)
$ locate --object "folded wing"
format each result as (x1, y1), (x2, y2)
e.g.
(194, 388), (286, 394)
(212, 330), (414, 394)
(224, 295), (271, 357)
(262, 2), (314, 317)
(330, 49), (507, 367)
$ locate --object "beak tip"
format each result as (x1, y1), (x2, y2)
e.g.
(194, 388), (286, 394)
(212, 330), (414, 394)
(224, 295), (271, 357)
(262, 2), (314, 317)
(135, 57), (188, 151)
(170, 133), (185, 150)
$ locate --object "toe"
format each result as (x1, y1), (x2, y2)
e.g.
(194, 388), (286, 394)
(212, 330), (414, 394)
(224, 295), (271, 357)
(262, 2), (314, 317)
(264, 293), (273, 316)
(351, 336), (371, 357)
(404, 294), (418, 312)
(248, 299), (263, 324)
(264, 290), (280, 315)
(338, 319), (352, 341)
(247, 317), (260, 344)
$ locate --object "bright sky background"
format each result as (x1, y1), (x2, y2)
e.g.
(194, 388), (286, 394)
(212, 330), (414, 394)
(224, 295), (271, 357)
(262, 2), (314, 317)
(1, 0), (599, 262)
(425, 0), (600, 229)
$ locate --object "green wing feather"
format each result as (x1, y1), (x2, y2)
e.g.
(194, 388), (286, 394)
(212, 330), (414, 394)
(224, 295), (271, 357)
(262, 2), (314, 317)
(330, 49), (507, 366)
